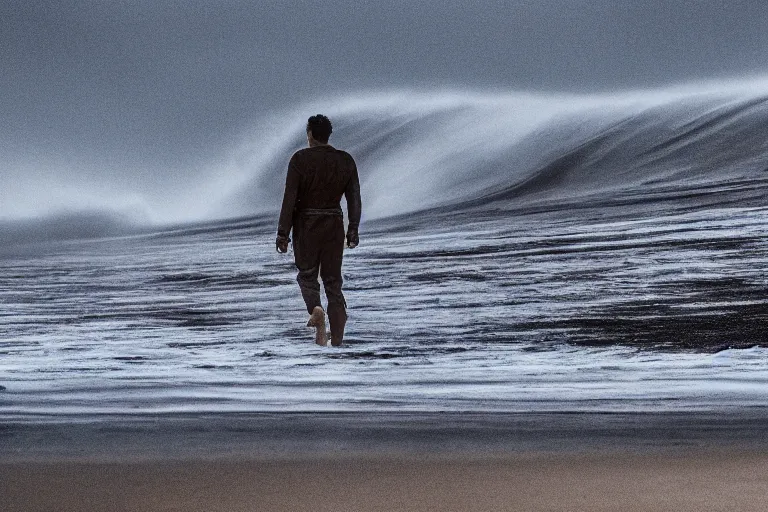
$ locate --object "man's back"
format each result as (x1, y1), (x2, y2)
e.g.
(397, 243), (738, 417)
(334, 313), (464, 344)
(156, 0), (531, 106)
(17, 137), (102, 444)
(289, 146), (357, 210)
(277, 145), (361, 239)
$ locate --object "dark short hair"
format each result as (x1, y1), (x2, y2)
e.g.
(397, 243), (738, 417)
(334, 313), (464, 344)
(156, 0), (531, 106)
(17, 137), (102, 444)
(306, 114), (332, 143)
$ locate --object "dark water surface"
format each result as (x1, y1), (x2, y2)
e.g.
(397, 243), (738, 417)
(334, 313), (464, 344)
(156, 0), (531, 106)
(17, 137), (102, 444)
(1, 201), (767, 417)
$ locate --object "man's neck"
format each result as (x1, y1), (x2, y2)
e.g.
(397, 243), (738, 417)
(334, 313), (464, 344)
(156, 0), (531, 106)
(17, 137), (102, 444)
(309, 140), (330, 148)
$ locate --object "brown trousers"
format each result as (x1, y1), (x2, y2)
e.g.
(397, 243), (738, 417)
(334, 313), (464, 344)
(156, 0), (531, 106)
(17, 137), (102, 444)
(292, 213), (347, 323)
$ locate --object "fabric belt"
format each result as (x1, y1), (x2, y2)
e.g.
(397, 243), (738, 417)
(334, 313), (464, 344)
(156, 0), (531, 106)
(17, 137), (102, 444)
(298, 208), (343, 217)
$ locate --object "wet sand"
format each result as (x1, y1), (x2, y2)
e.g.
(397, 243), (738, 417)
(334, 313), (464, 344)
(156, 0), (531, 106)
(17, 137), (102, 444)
(3, 451), (768, 512)
(2, 412), (768, 511)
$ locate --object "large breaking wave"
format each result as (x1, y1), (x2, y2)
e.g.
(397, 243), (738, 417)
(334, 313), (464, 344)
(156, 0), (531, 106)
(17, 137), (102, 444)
(5, 80), (768, 246)
(224, 82), (768, 221)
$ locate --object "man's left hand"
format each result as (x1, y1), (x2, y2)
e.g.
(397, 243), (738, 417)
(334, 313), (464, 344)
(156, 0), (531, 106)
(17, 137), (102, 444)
(276, 234), (290, 253)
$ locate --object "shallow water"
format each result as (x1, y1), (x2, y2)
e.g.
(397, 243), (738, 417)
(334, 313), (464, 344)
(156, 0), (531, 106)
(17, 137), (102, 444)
(2, 204), (767, 417)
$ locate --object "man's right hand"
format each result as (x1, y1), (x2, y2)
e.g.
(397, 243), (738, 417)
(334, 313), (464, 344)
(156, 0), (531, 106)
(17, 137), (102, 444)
(346, 229), (359, 249)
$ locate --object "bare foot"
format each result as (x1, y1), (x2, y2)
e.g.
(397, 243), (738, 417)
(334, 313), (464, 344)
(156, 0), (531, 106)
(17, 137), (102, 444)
(306, 306), (327, 346)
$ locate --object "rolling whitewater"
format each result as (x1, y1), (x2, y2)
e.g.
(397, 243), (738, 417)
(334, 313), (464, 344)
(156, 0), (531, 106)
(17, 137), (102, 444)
(1, 81), (768, 418)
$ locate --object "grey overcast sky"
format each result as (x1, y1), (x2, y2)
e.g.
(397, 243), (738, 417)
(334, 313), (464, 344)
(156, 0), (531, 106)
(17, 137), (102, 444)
(3, 0), (768, 192)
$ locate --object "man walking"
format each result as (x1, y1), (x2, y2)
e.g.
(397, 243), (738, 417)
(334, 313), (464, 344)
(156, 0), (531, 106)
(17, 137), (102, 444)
(276, 115), (362, 347)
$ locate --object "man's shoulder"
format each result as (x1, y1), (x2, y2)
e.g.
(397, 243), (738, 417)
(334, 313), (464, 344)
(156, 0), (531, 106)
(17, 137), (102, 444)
(290, 146), (356, 166)
(290, 148), (313, 160)
(333, 148), (356, 166)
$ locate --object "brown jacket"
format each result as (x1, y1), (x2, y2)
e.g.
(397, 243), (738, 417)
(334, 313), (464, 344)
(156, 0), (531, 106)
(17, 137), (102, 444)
(277, 145), (362, 238)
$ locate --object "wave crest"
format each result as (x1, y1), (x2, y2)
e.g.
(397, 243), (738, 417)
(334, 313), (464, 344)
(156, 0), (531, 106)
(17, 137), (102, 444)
(223, 85), (768, 220)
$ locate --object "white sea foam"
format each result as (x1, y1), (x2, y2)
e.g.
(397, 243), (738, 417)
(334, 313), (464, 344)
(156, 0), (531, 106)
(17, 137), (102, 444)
(1, 206), (766, 417)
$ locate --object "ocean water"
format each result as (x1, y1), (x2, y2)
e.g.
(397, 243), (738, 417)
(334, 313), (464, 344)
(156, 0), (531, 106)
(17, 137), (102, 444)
(1, 206), (767, 417)
(1, 84), (768, 418)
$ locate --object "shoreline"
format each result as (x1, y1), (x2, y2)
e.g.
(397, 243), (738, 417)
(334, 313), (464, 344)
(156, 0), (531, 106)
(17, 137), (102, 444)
(4, 411), (768, 511)
(3, 410), (768, 462)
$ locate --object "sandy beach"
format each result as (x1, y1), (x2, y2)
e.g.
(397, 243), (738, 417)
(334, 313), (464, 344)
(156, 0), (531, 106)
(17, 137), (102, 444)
(3, 450), (768, 512)
(2, 412), (768, 511)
